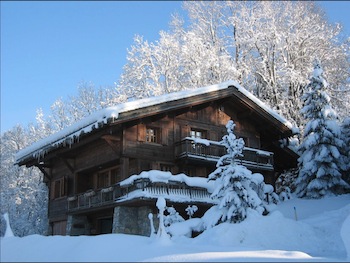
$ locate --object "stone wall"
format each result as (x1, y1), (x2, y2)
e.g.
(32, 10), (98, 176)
(66, 215), (91, 236)
(112, 206), (159, 237)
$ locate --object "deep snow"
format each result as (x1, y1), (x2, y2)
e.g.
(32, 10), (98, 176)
(1, 194), (350, 262)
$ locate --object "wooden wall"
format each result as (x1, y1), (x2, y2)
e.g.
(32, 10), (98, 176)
(46, 101), (265, 224)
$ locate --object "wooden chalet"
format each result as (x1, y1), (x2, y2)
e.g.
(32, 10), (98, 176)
(15, 80), (299, 236)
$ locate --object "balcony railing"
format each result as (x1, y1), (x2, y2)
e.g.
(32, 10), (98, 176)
(67, 186), (121, 211)
(67, 178), (215, 212)
(175, 137), (274, 171)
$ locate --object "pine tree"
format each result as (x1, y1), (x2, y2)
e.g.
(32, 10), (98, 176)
(340, 117), (350, 184)
(295, 61), (350, 198)
(208, 120), (265, 224)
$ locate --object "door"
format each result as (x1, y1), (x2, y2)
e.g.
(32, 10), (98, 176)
(98, 217), (113, 234)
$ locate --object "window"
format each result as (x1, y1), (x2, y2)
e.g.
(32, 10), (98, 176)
(97, 171), (109, 189)
(146, 127), (161, 143)
(160, 163), (172, 172)
(190, 129), (206, 139)
(96, 166), (121, 189)
(190, 129), (208, 156)
(110, 167), (121, 184)
(51, 177), (67, 199)
(183, 167), (196, 177)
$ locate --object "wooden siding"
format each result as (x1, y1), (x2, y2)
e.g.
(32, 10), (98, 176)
(38, 97), (294, 226)
(49, 198), (67, 221)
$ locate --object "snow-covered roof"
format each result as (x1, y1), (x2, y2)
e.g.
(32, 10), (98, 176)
(15, 80), (296, 164)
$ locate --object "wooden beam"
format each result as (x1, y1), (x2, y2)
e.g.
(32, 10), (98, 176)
(61, 158), (75, 174)
(238, 109), (254, 119)
(36, 164), (51, 181)
(101, 135), (121, 154)
(101, 135), (121, 142)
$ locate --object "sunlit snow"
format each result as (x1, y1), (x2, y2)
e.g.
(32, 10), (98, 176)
(1, 194), (349, 262)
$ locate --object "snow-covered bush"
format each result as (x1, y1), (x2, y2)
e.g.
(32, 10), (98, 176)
(164, 206), (185, 227)
(295, 61), (350, 198)
(185, 205), (198, 219)
(264, 184), (280, 205)
(166, 218), (204, 238)
(275, 168), (298, 196)
(279, 187), (292, 201)
(208, 120), (265, 224)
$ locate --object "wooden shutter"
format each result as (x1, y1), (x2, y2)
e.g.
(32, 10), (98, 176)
(161, 128), (168, 145)
(181, 125), (189, 138)
(137, 124), (146, 142)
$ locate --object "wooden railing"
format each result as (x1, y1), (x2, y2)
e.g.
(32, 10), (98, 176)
(67, 186), (122, 211)
(175, 138), (274, 171)
(124, 179), (213, 202)
(67, 179), (214, 212)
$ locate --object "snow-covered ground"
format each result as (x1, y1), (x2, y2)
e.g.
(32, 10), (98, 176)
(1, 194), (350, 262)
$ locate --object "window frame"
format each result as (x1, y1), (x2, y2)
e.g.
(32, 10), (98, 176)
(51, 177), (67, 200)
(190, 128), (207, 139)
(96, 166), (121, 189)
(145, 127), (161, 144)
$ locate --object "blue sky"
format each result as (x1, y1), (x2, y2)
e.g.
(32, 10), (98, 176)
(1, 1), (350, 133)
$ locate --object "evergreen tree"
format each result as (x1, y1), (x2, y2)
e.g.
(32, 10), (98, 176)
(341, 117), (350, 184)
(1, 125), (48, 237)
(208, 120), (265, 224)
(295, 62), (350, 198)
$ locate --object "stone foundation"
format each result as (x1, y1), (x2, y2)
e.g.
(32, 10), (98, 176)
(112, 206), (159, 237)
(66, 215), (91, 236)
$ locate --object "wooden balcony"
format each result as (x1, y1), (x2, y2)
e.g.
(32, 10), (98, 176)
(67, 178), (214, 212)
(67, 186), (121, 212)
(175, 137), (274, 171)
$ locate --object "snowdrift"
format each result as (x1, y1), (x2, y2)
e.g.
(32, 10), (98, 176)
(1, 194), (350, 262)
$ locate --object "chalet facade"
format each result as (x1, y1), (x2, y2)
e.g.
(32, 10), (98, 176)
(15, 80), (298, 237)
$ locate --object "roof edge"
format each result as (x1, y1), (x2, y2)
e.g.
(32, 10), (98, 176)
(15, 80), (298, 165)
(15, 81), (237, 164)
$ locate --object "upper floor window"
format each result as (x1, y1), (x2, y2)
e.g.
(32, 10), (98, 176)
(96, 166), (121, 189)
(97, 171), (109, 189)
(190, 129), (207, 139)
(146, 127), (161, 143)
(160, 163), (172, 172)
(51, 177), (67, 199)
(182, 167), (196, 177)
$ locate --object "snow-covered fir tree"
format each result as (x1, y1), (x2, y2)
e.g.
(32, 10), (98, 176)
(0, 125), (48, 237)
(295, 61), (350, 198)
(208, 120), (265, 224)
(341, 117), (350, 184)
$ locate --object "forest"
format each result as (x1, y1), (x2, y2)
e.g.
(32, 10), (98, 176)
(1, 1), (350, 236)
